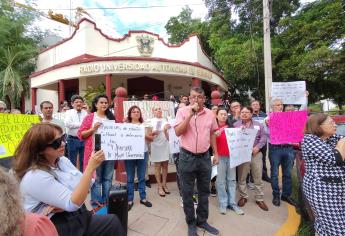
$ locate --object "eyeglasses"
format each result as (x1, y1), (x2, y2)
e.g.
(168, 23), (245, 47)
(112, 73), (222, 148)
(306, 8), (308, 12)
(46, 134), (66, 150)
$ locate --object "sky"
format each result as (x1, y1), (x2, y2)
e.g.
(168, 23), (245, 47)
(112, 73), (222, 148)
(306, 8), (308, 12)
(17, 0), (316, 41)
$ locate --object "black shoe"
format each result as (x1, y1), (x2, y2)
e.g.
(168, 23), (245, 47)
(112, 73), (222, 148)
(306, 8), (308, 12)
(134, 183), (138, 191)
(272, 196), (280, 206)
(197, 222), (220, 235)
(262, 175), (271, 183)
(281, 196), (297, 207)
(188, 224), (198, 236)
(128, 202), (134, 211)
(140, 200), (152, 207)
(210, 186), (217, 197)
(145, 180), (151, 188)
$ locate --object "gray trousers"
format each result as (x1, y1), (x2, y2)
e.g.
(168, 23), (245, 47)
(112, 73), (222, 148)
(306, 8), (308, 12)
(179, 148), (211, 225)
(237, 152), (264, 201)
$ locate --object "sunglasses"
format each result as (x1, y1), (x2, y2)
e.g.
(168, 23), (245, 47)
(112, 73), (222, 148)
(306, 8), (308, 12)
(46, 134), (66, 150)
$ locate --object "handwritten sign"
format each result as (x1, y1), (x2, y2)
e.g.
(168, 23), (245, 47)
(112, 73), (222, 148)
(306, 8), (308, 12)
(271, 81), (306, 105)
(97, 121), (145, 160)
(225, 128), (258, 168)
(123, 101), (175, 120)
(0, 114), (40, 158)
(168, 128), (180, 154)
(269, 111), (308, 144)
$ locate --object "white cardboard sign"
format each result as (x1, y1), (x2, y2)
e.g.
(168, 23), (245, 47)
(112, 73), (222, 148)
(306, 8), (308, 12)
(271, 81), (306, 105)
(225, 128), (258, 168)
(97, 121), (145, 160)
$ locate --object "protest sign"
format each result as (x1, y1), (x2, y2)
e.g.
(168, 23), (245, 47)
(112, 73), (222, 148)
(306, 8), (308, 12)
(225, 128), (258, 168)
(269, 111), (308, 144)
(168, 128), (180, 154)
(97, 121), (145, 160)
(167, 119), (180, 154)
(271, 81), (306, 105)
(0, 114), (40, 158)
(123, 101), (175, 120)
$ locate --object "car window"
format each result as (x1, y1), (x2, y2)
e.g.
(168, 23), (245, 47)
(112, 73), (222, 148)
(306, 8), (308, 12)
(336, 123), (345, 136)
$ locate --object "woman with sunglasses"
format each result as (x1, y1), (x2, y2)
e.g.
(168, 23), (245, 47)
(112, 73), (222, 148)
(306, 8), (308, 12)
(14, 123), (124, 235)
(78, 94), (116, 210)
(125, 105), (153, 210)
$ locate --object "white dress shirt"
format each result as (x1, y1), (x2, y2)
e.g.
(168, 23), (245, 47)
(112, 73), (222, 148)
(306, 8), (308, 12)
(20, 156), (90, 217)
(64, 109), (87, 136)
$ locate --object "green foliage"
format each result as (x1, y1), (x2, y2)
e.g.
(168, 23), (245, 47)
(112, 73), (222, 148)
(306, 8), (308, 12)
(166, 0), (345, 107)
(83, 84), (106, 107)
(0, 0), (41, 108)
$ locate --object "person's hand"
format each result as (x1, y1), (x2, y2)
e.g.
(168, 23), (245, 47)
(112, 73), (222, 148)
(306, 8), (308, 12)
(252, 147), (260, 156)
(265, 118), (269, 126)
(189, 103), (199, 116)
(92, 122), (102, 132)
(305, 91), (309, 97)
(88, 150), (105, 170)
(213, 154), (219, 165)
(335, 138), (345, 160)
(164, 124), (171, 131)
(152, 130), (159, 136)
(214, 130), (222, 137)
(42, 205), (64, 216)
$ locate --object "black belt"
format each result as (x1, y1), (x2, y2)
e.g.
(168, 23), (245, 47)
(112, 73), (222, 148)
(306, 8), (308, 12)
(67, 135), (79, 139)
(180, 147), (208, 157)
(269, 144), (292, 148)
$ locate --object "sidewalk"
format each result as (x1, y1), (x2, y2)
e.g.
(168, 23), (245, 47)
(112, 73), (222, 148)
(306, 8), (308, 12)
(126, 181), (289, 236)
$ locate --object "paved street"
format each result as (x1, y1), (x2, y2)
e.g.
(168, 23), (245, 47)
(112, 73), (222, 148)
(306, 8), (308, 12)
(126, 181), (289, 236)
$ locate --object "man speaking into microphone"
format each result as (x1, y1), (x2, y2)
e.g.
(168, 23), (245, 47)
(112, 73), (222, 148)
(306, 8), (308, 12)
(174, 87), (220, 236)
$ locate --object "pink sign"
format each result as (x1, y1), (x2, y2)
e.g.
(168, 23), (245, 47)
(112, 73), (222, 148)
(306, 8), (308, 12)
(269, 111), (308, 144)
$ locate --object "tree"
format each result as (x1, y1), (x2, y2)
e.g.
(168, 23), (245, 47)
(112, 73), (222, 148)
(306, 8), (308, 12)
(0, 0), (40, 109)
(275, 0), (345, 107)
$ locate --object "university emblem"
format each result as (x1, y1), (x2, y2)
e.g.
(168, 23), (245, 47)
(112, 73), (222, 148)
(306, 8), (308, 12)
(136, 35), (154, 57)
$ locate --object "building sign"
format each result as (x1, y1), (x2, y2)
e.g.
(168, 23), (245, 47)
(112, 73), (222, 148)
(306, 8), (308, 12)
(79, 62), (213, 81)
(136, 35), (154, 57)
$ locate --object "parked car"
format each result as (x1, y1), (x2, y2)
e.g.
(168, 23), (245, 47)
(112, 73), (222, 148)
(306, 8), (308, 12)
(295, 114), (345, 221)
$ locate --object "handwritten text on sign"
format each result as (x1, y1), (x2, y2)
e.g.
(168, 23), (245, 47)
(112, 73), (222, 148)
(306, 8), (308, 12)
(271, 81), (306, 105)
(123, 101), (175, 120)
(0, 114), (40, 158)
(225, 128), (258, 168)
(269, 111), (308, 144)
(167, 119), (180, 154)
(97, 122), (145, 160)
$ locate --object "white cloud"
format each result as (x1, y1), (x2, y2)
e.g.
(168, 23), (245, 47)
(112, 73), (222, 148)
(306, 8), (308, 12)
(18, 0), (208, 39)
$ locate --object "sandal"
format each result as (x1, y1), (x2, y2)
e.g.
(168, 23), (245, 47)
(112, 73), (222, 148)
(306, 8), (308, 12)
(163, 186), (170, 194)
(158, 187), (165, 197)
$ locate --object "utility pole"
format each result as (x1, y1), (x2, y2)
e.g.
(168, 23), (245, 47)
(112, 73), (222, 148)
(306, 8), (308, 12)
(263, 0), (273, 113)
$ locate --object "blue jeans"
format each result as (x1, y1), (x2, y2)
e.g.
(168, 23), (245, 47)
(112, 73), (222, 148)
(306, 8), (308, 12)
(67, 137), (84, 172)
(91, 160), (115, 206)
(125, 152), (148, 202)
(216, 157), (237, 209)
(269, 144), (295, 198)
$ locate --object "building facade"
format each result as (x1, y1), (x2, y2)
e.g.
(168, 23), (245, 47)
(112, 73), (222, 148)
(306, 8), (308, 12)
(28, 18), (227, 112)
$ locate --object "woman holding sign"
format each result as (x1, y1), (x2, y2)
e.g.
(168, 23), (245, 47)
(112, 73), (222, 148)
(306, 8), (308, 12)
(302, 114), (345, 236)
(125, 105), (153, 211)
(214, 107), (244, 215)
(78, 94), (116, 210)
(14, 123), (124, 235)
(150, 106), (171, 197)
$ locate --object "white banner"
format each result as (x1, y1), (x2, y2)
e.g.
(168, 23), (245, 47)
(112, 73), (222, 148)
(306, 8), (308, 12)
(271, 81), (306, 105)
(97, 121), (145, 160)
(225, 128), (258, 168)
(123, 101), (175, 121)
